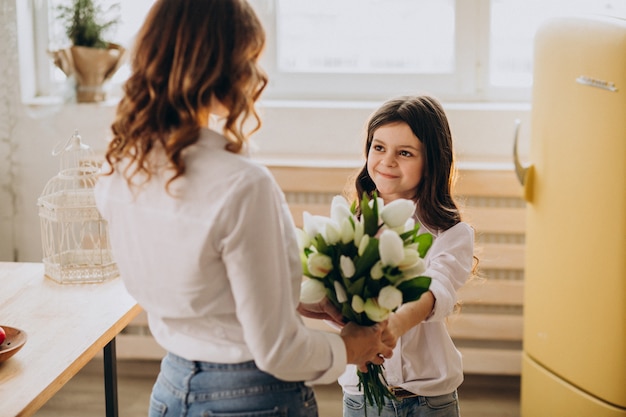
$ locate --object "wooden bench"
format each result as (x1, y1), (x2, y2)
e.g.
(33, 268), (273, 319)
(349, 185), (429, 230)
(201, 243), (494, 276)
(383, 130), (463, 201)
(115, 159), (525, 376)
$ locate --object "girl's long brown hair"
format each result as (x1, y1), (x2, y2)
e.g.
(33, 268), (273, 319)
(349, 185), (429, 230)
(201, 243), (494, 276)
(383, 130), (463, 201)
(355, 95), (461, 232)
(104, 0), (267, 189)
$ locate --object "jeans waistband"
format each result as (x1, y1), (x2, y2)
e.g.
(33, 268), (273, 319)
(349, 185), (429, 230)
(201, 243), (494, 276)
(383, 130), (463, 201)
(166, 352), (258, 372)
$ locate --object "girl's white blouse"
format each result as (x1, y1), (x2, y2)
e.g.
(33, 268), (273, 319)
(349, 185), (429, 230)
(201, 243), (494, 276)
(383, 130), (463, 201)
(339, 220), (475, 396)
(95, 128), (346, 385)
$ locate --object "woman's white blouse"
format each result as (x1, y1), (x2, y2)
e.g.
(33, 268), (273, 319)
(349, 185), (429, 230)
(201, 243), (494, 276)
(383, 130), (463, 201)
(339, 220), (475, 396)
(94, 128), (346, 384)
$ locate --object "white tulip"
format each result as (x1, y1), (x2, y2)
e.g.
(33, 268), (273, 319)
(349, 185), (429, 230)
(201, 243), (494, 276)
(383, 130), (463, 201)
(323, 221), (341, 245)
(351, 294), (365, 313)
(398, 249), (420, 269)
(404, 217), (416, 232)
(400, 258), (426, 280)
(295, 228), (310, 251)
(378, 286), (403, 311)
(370, 261), (384, 280)
(307, 253), (333, 278)
(340, 218), (354, 244)
(378, 229), (404, 266)
(358, 234), (370, 256)
(340, 255), (356, 278)
(300, 279), (326, 304)
(302, 212), (320, 238)
(380, 199), (415, 228)
(364, 298), (390, 322)
(354, 220), (364, 247)
(334, 281), (348, 303)
(390, 225), (406, 235)
(331, 195), (352, 223)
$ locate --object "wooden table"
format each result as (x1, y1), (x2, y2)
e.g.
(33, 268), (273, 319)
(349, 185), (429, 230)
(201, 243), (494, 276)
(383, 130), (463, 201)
(0, 262), (141, 417)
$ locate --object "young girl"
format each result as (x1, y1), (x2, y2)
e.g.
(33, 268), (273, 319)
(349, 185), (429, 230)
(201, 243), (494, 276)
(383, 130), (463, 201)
(94, 1), (392, 416)
(339, 95), (475, 417)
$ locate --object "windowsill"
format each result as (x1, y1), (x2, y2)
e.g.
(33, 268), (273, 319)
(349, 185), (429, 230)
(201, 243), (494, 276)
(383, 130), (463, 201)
(22, 95), (531, 112)
(22, 95), (122, 107)
(253, 153), (515, 171)
(257, 99), (531, 112)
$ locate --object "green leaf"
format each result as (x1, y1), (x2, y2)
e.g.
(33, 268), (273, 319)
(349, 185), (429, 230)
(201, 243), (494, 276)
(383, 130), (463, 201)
(325, 286), (340, 308)
(397, 276), (432, 303)
(56, 0), (120, 48)
(312, 234), (328, 253)
(415, 233), (433, 258)
(357, 364), (395, 415)
(341, 303), (358, 322)
(353, 238), (380, 278)
(365, 279), (382, 298)
(361, 193), (379, 236)
(382, 265), (403, 284)
(347, 276), (366, 296)
(339, 241), (358, 258)
(399, 223), (419, 242)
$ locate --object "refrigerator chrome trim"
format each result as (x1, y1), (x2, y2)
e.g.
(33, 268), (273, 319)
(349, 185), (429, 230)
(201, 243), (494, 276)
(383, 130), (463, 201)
(576, 75), (618, 92)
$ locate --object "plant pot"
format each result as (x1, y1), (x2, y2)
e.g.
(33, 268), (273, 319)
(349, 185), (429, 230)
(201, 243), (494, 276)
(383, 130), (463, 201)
(50, 43), (126, 103)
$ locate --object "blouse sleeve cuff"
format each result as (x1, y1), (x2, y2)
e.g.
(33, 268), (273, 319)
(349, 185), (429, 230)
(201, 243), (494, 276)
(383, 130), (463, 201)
(306, 332), (347, 385)
(425, 279), (454, 322)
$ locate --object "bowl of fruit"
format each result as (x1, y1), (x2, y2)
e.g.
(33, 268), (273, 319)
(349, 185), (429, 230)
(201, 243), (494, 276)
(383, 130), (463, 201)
(0, 325), (27, 363)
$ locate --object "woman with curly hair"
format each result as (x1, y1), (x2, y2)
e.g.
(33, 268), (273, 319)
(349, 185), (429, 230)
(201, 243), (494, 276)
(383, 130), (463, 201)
(95, 1), (392, 416)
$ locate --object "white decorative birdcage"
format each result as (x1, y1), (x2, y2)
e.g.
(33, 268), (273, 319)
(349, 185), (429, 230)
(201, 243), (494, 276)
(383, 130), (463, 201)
(38, 130), (118, 283)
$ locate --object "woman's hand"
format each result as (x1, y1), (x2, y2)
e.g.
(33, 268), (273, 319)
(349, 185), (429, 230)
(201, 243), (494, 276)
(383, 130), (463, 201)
(340, 321), (394, 373)
(297, 297), (345, 327)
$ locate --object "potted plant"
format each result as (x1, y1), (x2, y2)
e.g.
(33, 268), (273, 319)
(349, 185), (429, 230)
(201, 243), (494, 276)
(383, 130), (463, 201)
(50, 0), (125, 103)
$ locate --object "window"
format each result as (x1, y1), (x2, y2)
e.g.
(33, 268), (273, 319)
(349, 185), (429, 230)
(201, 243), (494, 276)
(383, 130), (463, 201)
(33, 0), (156, 98)
(488, 0), (626, 90)
(253, 0), (476, 101)
(275, 0), (455, 74)
(24, 0), (626, 103)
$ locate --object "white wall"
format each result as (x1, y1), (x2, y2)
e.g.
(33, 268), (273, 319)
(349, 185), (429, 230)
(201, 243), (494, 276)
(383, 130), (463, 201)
(255, 101), (531, 161)
(2, 100), (530, 263)
(0, 1), (532, 263)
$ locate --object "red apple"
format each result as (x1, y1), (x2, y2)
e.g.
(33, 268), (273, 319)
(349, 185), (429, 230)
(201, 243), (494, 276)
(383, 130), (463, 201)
(0, 326), (5, 345)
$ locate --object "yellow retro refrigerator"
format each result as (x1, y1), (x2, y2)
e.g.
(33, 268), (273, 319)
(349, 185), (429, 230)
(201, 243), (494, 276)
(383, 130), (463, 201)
(519, 15), (626, 417)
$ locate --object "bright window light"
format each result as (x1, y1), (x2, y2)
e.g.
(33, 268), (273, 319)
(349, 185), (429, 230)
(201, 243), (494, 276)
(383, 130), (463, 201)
(276, 0), (455, 74)
(489, 0), (626, 87)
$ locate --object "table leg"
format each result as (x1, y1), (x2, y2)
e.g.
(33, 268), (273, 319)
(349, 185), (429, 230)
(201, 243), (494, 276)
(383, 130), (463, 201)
(103, 337), (119, 417)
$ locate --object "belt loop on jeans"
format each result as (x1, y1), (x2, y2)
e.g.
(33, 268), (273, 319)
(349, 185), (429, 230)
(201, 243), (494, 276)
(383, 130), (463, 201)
(389, 386), (419, 400)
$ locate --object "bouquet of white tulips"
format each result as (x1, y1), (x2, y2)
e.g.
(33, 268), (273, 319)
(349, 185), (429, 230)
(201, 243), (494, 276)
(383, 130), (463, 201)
(298, 193), (432, 413)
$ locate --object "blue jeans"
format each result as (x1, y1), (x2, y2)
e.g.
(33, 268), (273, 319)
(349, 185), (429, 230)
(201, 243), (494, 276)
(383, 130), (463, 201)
(343, 391), (460, 417)
(149, 353), (318, 417)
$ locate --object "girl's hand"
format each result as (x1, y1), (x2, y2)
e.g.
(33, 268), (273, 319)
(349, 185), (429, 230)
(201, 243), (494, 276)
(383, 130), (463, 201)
(381, 315), (402, 349)
(383, 290), (436, 347)
(297, 297), (345, 327)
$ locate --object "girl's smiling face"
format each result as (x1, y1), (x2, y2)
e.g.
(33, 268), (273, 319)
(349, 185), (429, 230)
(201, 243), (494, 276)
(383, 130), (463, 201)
(366, 121), (424, 203)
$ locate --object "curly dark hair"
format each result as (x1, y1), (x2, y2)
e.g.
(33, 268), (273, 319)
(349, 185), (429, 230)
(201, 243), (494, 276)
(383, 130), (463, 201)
(104, 0), (267, 190)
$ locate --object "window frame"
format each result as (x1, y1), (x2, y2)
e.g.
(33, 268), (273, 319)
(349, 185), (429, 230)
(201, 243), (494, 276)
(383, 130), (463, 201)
(251, 0), (496, 102)
(22, 0), (534, 104)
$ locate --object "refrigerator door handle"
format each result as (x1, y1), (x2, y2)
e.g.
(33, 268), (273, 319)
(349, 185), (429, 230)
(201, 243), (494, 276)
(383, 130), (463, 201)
(512, 119), (534, 202)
